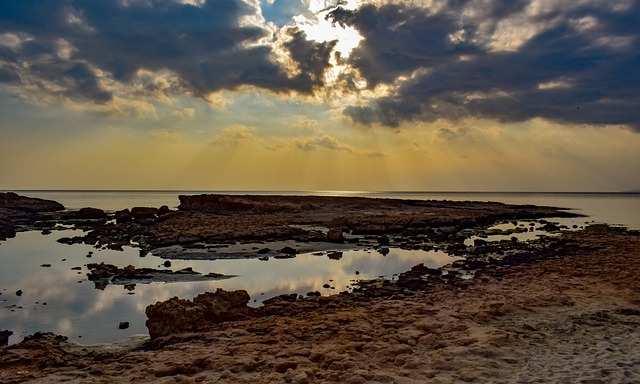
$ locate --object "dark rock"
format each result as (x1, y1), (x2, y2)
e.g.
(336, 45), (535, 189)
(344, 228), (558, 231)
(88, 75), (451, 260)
(118, 321), (130, 330)
(273, 254), (296, 259)
(15, 290), (22, 296)
(77, 207), (107, 220)
(145, 289), (253, 339)
(163, 260), (172, 268)
(0, 222), (16, 240)
(327, 251), (343, 260)
(40, 264), (51, 267)
(131, 207), (158, 221)
(378, 247), (390, 256)
(378, 235), (390, 246)
(280, 246), (297, 255)
(326, 228), (345, 242)
(157, 205), (172, 216)
(473, 239), (488, 247)
(257, 248), (271, 254)
(0, 192), (65, 212)
(115, 209), (132, 223)
(0, 329), (13, 345)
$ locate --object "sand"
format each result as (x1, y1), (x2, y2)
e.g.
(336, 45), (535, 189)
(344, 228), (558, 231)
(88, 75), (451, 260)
(1, 224), (639, 383)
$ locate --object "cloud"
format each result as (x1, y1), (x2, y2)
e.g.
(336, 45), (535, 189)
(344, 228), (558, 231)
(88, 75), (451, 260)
(295, 135), (353, 153)
(170, 108), (196, 119)
(210, 125), (256, 146)
(150, 129), (183, 141)
(328, 0), (640, 130)
(291, 115), (319, 131)
(0, 0), (336, 110)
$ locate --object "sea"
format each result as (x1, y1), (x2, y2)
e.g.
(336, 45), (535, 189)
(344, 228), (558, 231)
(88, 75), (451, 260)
(1, 191), (639, 345)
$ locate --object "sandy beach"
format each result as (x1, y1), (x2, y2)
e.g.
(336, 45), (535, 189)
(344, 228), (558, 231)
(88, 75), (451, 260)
(1, 222), (639, 383)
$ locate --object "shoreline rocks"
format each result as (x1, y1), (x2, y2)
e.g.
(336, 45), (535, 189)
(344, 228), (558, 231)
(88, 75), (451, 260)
(145, 289), (253, 339)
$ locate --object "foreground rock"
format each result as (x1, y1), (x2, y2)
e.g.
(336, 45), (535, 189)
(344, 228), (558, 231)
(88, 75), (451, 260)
(145, 289), (254, 339)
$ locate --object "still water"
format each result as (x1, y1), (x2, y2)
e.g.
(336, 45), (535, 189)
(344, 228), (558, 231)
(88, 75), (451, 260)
(1, 191), (639, 345)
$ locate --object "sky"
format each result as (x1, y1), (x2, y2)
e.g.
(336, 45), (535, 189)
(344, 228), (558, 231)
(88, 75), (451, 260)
(1, 0), (639, 192)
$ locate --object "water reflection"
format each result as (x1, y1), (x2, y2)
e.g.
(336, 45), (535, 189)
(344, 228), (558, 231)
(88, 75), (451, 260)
(0, 230), (460, 345)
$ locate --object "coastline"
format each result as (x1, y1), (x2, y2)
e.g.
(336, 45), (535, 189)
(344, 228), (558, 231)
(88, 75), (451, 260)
(1, 193), (640, 382)
(1, 225), (639, 383)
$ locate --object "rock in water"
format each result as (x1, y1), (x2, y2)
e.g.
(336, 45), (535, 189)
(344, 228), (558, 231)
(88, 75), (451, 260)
(145, 289), (253, 339)
(76, 207), (107, 220)
(0, 330), (13, 345)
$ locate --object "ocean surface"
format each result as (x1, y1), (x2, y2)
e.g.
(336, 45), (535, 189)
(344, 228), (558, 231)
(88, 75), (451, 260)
(1, 191), (639, 345)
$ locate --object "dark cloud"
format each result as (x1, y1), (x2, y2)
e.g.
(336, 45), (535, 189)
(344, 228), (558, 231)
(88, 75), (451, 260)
(0, 0), (334, 106)
(328, 1), (640, 130)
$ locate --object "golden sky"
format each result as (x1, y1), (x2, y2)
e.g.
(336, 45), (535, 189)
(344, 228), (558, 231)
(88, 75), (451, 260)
(1, 0), (639, 191)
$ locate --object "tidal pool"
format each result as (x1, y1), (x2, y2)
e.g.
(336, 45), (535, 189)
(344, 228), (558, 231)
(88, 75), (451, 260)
(0, 230), (461, 345)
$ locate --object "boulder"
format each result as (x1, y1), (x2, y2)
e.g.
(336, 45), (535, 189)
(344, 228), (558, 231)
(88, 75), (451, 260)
(115, 209), (132, 223)
(326, 228), (345, 242)
(0, 221), (16, 241)
(0, 329), (12, 345)
(145, 289), (253, 339)
(131, 207), (158, 221)
(76, 207), (107, 220)
(157, 205), (172, 216)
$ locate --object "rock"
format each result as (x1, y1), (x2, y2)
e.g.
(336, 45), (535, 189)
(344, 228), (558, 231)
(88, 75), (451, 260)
(118, 321), (130, 330)
(145, 289), (253, 339)
(474, 238), (488, 247)
(327, 251), (343, 260)
(131, 207), (158, 221)
(15, 290), (23, 296)
(0, 192), (65, 212)
(0, 330), (13, 345)
(281, 246), (297, 255)
(40, 264), (51, 267)
(257, 248), (271, 254)
(378, 235), (390, 246)
(115, 209), (132, 223)
(157, 205), (172, 216)
(77, 207), (107, 220)
(178, 194), (308, 214)
(326, 228), (345, 242)
(163, 260), (172, 268)
(0, 221), (16, 240)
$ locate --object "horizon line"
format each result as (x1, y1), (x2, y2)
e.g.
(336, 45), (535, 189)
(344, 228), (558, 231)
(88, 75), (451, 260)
(3, 189), (639, 194)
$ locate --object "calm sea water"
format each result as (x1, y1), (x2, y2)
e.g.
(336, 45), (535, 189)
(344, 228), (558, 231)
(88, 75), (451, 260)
(1, 191), (638, 345)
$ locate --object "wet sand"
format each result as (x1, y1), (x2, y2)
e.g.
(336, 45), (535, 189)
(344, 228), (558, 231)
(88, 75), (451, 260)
(1, 224), (639, 383)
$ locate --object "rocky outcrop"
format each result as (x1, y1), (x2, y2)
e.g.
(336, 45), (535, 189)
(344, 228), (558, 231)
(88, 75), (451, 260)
(178, 194), (311, 213)
(0, 193), (65, 241)
(145, 289), (254, 339)
(0, 192), (65, 212)
(86, 263), (228, 288)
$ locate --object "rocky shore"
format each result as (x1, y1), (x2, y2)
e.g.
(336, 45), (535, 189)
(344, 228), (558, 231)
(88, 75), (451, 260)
(2, 193), (639, 383)
(1, 224), (639, 383)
